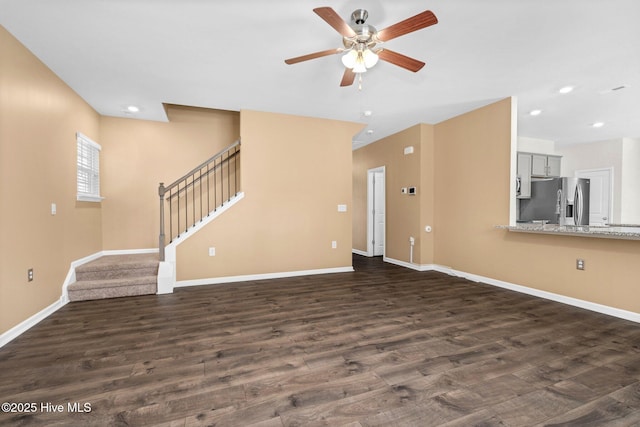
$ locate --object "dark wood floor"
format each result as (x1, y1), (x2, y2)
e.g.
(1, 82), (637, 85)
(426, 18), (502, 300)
(1, 255), (640, 426)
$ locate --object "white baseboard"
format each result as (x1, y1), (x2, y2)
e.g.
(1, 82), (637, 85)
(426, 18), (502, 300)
(352, 248), (368, 257)
(0, 298), (66, 348)
(440, 266), (640, 324)
(176, 266), (354, 288)
(168, 192), (245, 249)
(383, 256), (450, 273)
(381, 256), (640, 324)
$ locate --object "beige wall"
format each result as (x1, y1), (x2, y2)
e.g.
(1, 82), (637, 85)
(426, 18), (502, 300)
(99, 105), (239, 250)
(353, 98), (640, 314)
(0, 26), (102, 333)
(433, 98), (513, 275)
(419, 124), (436, 264)
(176, 110), (362, 280)
(352, 124), (435, 265)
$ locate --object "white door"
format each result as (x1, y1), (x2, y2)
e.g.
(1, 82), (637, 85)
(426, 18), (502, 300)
(367, 167), (385, 257)
(576, 168), (612, 225)
(372, 171), (385, 256)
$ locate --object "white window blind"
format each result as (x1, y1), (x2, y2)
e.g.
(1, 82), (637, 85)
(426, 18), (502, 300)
(76, 132), (103, 202)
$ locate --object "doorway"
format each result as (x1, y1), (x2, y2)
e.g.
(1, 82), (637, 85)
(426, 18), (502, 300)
(576, 168), (613, 225)
(367, 167), (386, 257)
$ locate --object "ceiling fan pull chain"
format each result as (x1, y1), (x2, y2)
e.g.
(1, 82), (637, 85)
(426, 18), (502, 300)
(358, 74), (363, 91)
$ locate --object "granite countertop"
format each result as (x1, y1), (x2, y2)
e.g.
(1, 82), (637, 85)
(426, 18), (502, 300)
(496, 223), (640, 240)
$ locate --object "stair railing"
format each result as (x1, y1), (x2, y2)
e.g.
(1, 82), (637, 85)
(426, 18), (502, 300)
(158, 140), (240, 261)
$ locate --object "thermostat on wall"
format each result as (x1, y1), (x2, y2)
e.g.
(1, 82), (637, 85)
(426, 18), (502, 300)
(408, 187), (417, 195)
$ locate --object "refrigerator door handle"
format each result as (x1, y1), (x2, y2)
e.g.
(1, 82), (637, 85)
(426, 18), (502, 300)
(575, 185), (583, 225)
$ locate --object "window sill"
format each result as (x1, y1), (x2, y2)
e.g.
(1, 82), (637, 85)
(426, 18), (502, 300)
(77, 194), (104, 203)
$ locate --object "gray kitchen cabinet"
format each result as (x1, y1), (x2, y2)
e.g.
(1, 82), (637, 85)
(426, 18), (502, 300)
(531, 154), (547, 176)
(547, 155), (562, 177)
(517, 153), (532, 198)
(524, 152), (562, 178)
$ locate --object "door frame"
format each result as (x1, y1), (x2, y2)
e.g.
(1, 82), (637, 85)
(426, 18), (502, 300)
(367, 166), (386, 257)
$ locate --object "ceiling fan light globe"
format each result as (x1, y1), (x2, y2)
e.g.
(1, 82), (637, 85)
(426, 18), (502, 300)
(363, 49), (379, 68)
(352, 62), (367, 73)
(341, 50), (358, 68)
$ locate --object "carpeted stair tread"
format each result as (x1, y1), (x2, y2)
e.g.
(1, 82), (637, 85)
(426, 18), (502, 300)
(67, 283), (156, 301)
(76, 254), (158, 273)
(76, 266), (158, 281)
(69, 275), (158, 291)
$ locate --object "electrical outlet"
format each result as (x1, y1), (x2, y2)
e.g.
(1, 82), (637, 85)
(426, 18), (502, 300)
(28, 268), (34, 282)
(576, 259), (585, 270)
(208, 247), (216, 256)
(331, 241), (337, 249)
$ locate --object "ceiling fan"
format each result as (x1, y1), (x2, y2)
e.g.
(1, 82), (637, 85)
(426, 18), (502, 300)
(285, 7), (438, 87)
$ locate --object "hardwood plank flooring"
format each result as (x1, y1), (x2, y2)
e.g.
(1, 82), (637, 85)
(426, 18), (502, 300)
(1, 255), (639, 426)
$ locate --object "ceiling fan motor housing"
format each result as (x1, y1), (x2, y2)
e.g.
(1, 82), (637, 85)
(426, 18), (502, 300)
(351, 9), (368, 24)
(343, 9), (378, 49)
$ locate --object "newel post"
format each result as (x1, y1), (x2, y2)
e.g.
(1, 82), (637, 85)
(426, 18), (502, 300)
(158, 182), (166, 261)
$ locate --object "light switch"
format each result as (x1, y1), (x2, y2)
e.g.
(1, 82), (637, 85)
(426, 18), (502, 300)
(51, 203), (57, 215)
(337, 204), (347, 212)
(208, 247), (216, 256)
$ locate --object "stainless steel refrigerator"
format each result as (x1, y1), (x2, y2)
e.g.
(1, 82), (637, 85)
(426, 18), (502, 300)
(518, 177), (590, 225)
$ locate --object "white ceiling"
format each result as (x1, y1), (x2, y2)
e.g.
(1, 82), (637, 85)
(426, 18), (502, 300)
(1, 0), (639, 149)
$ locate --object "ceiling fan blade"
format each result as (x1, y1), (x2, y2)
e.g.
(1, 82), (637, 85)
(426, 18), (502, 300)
(377, 49), (425, 72)
(285, 48), (342, 65)
(313, 7), (356, 38)
(340, 68), (356, 87)
(376, 10), (438, 42)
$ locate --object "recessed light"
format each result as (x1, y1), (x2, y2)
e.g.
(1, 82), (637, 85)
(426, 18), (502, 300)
(529, 109), (542, 116)
(126, 105), (140, 113)
(363, 110), (373, 117)
(592, 122), (604, 128)
(558, 86), (574, 94)
(366, 129), (374, 135)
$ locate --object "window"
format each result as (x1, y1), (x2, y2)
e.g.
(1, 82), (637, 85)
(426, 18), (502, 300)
(76, 132), (103, 202)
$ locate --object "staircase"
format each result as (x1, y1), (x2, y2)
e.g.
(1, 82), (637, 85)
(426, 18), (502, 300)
(68, 253), (159, 302)
(67, 140), (241, 301)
